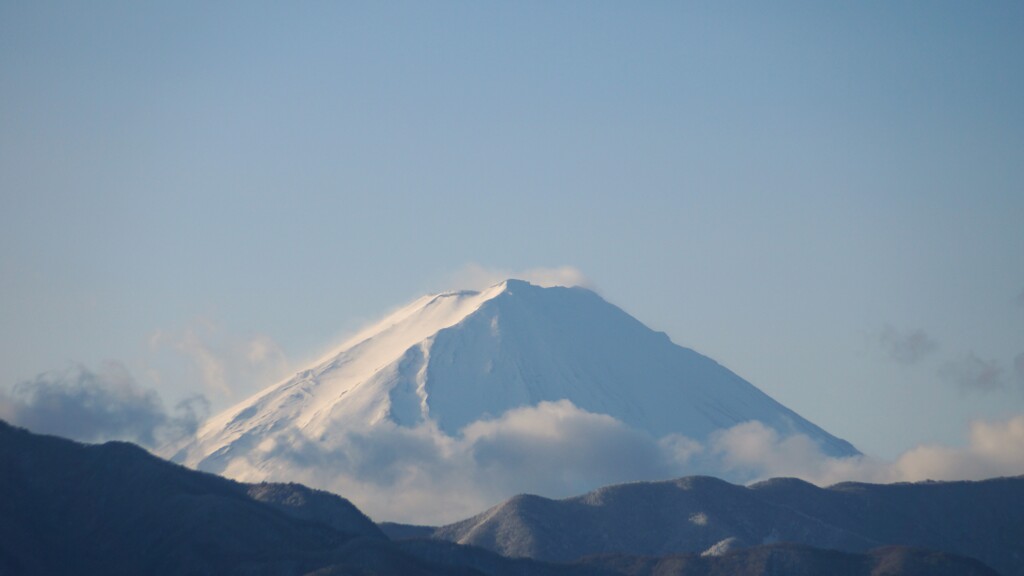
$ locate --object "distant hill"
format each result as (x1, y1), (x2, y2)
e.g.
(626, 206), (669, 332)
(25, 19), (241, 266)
(423, 474), (1024, 575)
(0, 420), (448, 575)
(0, 420), (1003, 576)
(396, 539), (998, 576)
(576, 544), (999, 576)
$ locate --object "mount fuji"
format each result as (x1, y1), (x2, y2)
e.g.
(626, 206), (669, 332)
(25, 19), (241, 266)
(170, 279), (857, 522)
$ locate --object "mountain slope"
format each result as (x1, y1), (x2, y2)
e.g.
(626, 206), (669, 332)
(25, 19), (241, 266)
(427, 474), (1024, 575)
(0, 420), (448, 576)
(433, 476), (877, 560)
(397, 540), (1000, 576)
(0, 421), (1000, 576)
(575, 544), (999, 576)
(172, 279), (856, 512)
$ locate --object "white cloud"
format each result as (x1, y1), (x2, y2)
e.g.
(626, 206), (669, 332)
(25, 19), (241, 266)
(892, 416), (1024, 481)
(177, 326), (231, 397)
(202, 400), (696, 523)
(518, 266), (594, 289)
(445, 263), (594, 291)
(150, 318), (291, 403)
(712, 421), (834, 479)
(189, 395), (1024, 524)
(9, 363), (1023, 525)
(462, 400), (684, 497)
(709, 415), (1024, 487)
(246, 333), (287, 366)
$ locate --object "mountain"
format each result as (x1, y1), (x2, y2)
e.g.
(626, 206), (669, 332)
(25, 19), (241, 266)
(171, 280), (857, 521)
(0, 420), (408, 575)
(420, 474), (1024, 576)
(398, 539), (998, 576)
(0, 421), (1000, 576)
(0, 419), (601, 576)
(431, 476), (874, 560)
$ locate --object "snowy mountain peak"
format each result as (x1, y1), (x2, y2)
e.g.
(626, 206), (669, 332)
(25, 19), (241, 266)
(172, 280), (857, 522)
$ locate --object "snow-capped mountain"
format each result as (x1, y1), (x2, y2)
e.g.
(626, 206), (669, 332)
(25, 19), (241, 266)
(170, 279), (857, 521)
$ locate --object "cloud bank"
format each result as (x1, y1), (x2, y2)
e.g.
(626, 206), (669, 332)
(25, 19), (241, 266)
(5, 365), (1022, 525)
(890, 417), (1024, 482)
(709, 416), (1024, 487)
(191, 398), (1024, 524)
(203, 400), (701, 523)
(6, 358), (1021, 526)
(0, 362), (207, 448)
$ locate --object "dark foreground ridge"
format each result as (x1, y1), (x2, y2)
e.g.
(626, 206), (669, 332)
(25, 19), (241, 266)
(0, 420), (1006, 576)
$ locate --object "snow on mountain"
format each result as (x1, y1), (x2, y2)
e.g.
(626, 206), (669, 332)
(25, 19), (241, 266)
(177, 283), (508, 466)
(169, 279), (858, 522)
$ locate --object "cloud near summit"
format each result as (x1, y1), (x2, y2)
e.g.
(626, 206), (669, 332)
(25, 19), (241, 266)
(444, 264), (595, 291)
(148, 318), (291, 403)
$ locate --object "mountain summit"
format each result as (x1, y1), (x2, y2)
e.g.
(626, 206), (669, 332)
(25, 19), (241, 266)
(171, 280), (857, 521)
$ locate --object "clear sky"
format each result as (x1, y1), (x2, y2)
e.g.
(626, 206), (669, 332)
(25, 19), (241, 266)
(2, 1), (1022, 460)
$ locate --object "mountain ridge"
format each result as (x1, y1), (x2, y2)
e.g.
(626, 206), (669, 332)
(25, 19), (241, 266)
(412, 472), (1024, 575)
(3, 420), (997, 576)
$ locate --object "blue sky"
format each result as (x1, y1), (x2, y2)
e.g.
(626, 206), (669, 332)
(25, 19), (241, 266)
(1, 1), (1023, 460)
